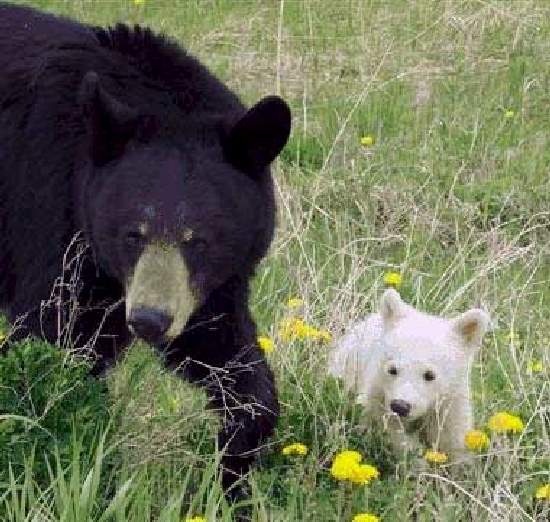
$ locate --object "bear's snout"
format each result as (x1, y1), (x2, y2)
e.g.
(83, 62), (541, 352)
(128, 307), (172, 344)
(390, 399), (411, 418)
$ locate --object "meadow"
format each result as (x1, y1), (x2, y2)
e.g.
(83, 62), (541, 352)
(0, 0), (549, 520)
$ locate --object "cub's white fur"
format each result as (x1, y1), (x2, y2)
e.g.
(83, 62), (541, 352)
(328, 289), (490, 460)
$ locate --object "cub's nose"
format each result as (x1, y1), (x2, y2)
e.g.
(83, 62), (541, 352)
(128, 308), (172, 344)
(390, 399), (411, 418)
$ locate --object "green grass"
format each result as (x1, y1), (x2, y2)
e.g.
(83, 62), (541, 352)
(1, 0), (550, 520)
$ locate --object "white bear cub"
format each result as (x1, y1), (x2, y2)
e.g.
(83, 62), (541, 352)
(328, 289), (490, 460)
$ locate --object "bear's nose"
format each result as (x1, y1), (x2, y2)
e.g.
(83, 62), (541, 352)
(390, 399), (411, 418)
(128, 308), (172, 344)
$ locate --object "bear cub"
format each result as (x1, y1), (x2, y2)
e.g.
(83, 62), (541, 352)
(329, 289), (490, 461)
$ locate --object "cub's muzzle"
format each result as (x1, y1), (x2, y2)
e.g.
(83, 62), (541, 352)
(390, 399), (411, 418)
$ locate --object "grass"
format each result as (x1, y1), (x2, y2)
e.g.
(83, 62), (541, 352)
(1, 0), (549, 520)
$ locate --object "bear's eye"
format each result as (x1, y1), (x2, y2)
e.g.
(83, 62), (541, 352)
(125, 231), (144, 248)
(423, 370), (436, 382)
(387, 365), (398, 376)
(179, 227), (194, 243)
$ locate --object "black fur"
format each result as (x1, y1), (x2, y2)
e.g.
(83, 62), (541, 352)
(0, 2), (290, 501)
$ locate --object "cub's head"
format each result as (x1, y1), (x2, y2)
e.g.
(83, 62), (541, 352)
(77, 72), (291, 344)
(377, 289), (490, 420)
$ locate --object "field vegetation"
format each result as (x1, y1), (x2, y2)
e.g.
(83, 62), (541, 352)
(1, 1), (549, 520)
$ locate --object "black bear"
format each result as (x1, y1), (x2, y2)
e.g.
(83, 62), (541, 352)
(0, 2), (290, 498)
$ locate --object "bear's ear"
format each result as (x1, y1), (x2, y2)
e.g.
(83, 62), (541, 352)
(380, 288), (406, 328)
(452, 309), (490, 348)
(78, 71), (140, 167)
(223, 95), (291, 176)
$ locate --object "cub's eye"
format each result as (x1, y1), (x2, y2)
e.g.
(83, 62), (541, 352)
(387, 365), (398, 376)
(423, 370), (436, 382)
(125, 231), (144, 247)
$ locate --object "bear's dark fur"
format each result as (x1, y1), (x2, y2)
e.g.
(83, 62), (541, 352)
(0, 2), (290, 498)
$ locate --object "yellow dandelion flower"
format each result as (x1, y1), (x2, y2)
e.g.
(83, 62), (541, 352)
(287, 297), (304, 308)
(383, 271), (402, 288)
(348, 463), (380, 485)
(487, 412), (524, 434)
(282, 442), (308, 456)
(278, 318), (330, 343)
(0, 331), (5, 343)
(279, 317), (308, 341)
(352, 514), (380, 522)
(133, 0), (145, 5)
(527, 360), (544, 373)
(335, 450), (363, 463)
(360, 135), (375, 146)
(535, 483), (550, 501)
(504, 109), (515, 119)
(316, 329), (332, 343)
(257, 336), (275, 354)
(465, 430), (490, 452)
(507, 330), (521, 344)
(278, 318), (299, 341)
(297, 322), (318, 339)
(185, 517), (206, 522)
(330, 450), (363, 481)
(424, 450), (448, 464)
(330, 450), (378, 485)
(167, 396), (181, 412)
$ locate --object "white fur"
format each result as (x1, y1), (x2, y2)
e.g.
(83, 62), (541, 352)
(328, 289), (490, 460)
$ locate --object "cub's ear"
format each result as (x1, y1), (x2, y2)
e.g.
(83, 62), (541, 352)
(224, 95), (291, 176)
(78, 71), (140, 167)
(380, 288), (406, 328)
(452, 309), (490, 348)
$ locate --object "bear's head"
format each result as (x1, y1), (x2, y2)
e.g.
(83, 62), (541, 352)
(76, 72), (291, 344)
(377, 289), (490, 420)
